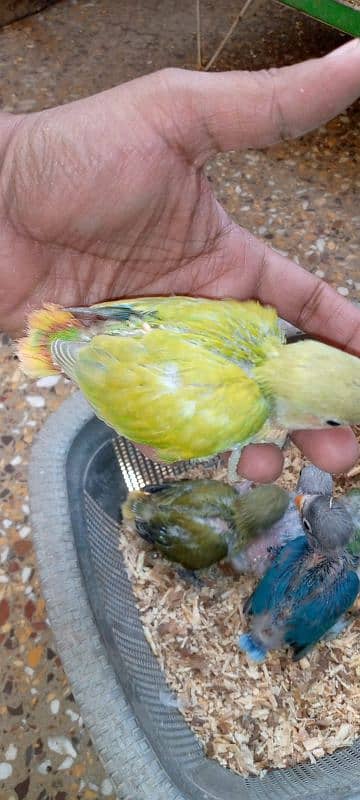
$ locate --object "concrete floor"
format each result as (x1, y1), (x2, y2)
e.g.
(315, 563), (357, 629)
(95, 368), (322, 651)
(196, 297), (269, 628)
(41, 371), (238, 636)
(0, 1), (359, 798)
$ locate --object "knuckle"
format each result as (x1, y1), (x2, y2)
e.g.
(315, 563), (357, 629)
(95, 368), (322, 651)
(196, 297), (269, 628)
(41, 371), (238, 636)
(255, 68), (290, 141)
(296, 280), (330, 331)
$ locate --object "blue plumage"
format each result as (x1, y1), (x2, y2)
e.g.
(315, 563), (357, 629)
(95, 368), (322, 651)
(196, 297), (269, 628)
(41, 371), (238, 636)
(238, 633), (267, 663)
(239, 495), (359, 662)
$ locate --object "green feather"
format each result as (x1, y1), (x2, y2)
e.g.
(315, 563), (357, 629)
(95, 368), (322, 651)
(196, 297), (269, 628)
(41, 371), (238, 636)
(230, 485), (290, 553)
(73, 329), (270, 461)
(122, 479), (290, 571)
(122, 479), (234, 569)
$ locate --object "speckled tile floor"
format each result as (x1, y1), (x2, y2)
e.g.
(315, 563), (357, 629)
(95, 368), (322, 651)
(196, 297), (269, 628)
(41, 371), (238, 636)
(0, 1), (359, 798)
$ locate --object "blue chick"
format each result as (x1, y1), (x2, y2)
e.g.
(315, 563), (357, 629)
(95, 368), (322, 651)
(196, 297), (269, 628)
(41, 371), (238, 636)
(239, 494), (359, 662)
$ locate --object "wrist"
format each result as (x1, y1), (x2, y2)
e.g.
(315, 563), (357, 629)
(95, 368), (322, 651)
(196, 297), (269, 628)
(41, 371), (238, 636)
(0, 112), (27, 178)
(0, 112), (19, 154)
(0, 112), (25, 216)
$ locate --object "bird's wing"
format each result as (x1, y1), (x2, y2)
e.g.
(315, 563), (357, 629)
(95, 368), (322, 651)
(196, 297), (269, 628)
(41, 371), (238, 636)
(144, 511), (228, 569)
(286, 569), (359, 659)
(70, 328), (269, 461)
(245, 537), (307, 615)
(81, 296), (284, 367)
(141, 479), (237, 513)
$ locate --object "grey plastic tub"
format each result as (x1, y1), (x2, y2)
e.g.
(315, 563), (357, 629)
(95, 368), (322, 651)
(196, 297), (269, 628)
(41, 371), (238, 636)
(29, 391), (360, 800)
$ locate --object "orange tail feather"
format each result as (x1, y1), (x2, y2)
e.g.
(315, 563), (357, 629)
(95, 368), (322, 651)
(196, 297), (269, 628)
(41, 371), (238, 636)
(17, 304), (80, 377)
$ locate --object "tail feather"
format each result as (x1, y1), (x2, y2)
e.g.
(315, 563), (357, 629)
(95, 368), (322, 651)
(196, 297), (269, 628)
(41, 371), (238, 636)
(132, 519), (154, 543)
(121, 490), (165, 546)
(18, 304), (81, 378)
(121, 491), (150, 526)
(50, 339), (86, 379)
(17, 338), (59, 378)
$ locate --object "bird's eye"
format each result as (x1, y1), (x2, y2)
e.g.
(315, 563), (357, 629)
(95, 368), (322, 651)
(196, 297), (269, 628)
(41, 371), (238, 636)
(303, 518), (312, 534)
(326, 420), (340, 427)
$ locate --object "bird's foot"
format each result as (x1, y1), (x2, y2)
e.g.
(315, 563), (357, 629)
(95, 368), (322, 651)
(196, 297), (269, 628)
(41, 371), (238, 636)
(238, 632), (267, 663)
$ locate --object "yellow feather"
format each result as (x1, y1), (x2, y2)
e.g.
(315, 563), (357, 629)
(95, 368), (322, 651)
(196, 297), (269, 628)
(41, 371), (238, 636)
(73, 330), (269, 460)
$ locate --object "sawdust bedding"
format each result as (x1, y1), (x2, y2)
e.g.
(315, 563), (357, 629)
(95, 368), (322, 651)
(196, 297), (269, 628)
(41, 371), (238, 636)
(118, 436), (360, 777)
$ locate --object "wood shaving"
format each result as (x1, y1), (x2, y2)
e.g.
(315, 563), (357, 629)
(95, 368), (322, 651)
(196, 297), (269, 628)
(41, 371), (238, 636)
(118, 434), (360, 776)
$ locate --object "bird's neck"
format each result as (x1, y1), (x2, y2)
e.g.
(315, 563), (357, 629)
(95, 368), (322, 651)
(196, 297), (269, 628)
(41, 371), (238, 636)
(307, 543), (349, 566)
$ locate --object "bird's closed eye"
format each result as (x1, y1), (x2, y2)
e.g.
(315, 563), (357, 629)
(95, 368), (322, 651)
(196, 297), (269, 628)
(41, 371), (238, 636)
(303, 518), (312, 534)
(326, 420), (340, 427)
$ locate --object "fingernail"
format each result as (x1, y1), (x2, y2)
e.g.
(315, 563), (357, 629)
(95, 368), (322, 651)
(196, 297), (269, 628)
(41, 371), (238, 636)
(327, 38), (360, 58)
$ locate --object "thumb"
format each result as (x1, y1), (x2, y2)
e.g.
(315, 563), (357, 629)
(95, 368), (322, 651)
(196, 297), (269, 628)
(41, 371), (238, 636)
(156, 38), (360, 163)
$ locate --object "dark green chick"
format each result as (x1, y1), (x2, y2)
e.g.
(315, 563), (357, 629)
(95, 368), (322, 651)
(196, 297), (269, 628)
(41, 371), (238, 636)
(121, 479), (289, 570)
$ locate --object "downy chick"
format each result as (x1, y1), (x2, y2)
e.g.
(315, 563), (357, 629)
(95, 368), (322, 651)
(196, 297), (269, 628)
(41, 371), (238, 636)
(239, 494), (359, 662)
(231, 465), (333, 576)
(122, 479), (289, 570)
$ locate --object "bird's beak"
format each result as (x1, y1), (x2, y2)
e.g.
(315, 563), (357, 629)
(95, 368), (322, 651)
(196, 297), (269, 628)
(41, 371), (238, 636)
(295, 493), (318, 514)
(295, 494), (305, 512)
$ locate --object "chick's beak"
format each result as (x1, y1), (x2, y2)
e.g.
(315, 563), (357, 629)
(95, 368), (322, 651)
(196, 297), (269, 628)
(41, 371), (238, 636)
(295, 494), (305, 512)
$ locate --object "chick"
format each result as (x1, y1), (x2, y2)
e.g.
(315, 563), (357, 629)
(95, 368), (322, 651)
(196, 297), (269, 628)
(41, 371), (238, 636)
(239, 494), (359, 662)
(231, 465), (333, 576)
(121, 479), (289, 570)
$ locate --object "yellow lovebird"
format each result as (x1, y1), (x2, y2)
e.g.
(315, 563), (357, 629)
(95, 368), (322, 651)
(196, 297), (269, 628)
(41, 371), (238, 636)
(18, 296), (360, 480)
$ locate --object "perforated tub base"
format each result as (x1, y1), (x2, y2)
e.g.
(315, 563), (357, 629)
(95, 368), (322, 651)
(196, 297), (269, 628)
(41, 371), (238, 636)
(29, 392), (360, 800)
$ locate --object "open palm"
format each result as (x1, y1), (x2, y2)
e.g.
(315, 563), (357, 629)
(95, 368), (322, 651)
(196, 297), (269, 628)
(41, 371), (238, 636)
(1, 39), (360, 479)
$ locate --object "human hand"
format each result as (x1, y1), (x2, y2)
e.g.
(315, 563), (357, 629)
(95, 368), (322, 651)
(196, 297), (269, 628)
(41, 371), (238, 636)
(1, 39), (360, 480)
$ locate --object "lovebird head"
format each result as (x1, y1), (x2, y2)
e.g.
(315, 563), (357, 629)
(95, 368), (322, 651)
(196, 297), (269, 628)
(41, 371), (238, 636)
(297, 465), (333, 497)
(296, 494), (355, 552)
(230, 484), (289, 556)
(255, 339), (360, 429)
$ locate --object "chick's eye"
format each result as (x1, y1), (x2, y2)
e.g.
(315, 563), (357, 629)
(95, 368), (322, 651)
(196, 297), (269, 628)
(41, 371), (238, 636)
(303, 518), (312, 534)
(326, 420), (340, 427)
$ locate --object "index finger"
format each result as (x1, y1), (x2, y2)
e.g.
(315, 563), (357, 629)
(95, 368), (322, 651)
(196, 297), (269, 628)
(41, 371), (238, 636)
(253, 244), (360, 355)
